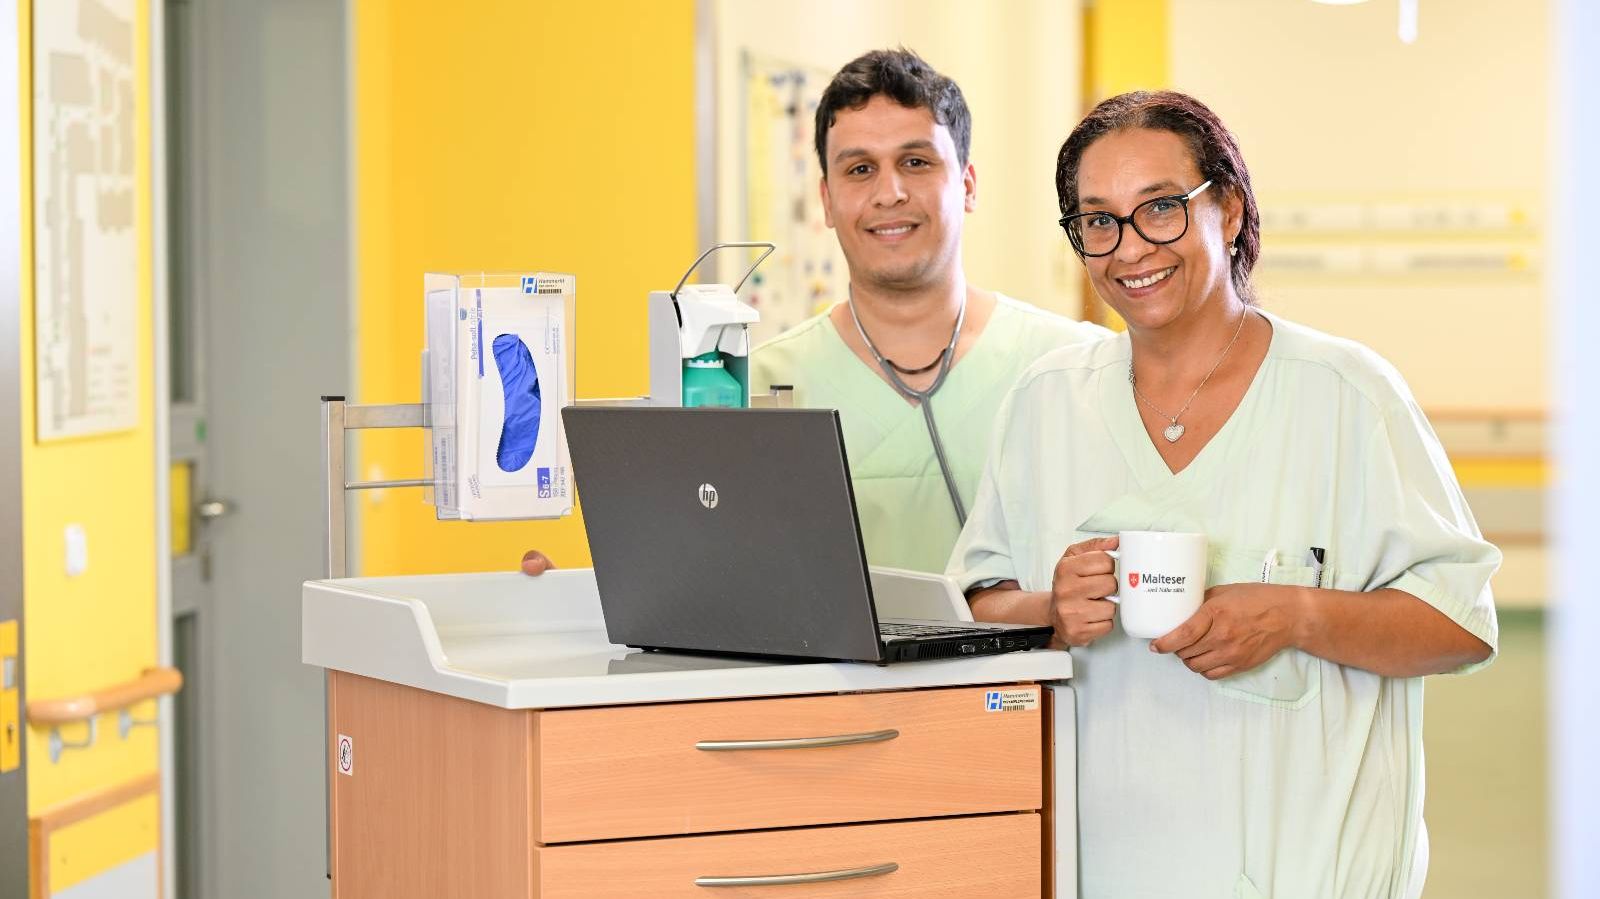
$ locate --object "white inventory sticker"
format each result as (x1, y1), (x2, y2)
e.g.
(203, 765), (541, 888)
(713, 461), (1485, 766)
(337, 734), (354, 776)
(984, 688), (1039, 712)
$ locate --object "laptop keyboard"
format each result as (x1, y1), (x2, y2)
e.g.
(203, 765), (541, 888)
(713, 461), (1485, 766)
(878, 622), (983, 637)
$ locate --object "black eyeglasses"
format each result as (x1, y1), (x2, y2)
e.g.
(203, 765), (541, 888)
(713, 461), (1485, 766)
(1059, 180), (1213, 257)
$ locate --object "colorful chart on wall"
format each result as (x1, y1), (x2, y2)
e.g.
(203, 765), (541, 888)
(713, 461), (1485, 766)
(32, 0), (140, 441)
(740, 52), (851, 346)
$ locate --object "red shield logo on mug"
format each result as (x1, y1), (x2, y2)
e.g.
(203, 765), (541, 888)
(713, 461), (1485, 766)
(1128, 572), (1141, 589)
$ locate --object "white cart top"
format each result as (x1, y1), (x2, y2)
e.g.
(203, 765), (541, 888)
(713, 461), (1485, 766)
(301, 569), (1072, 709)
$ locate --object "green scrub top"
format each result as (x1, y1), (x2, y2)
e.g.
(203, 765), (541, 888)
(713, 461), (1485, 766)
(748, 294), (1108, 574)
(949, 310), (1501, 899)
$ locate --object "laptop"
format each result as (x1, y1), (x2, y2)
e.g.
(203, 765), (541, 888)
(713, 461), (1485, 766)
(561, 406), (1054, 664)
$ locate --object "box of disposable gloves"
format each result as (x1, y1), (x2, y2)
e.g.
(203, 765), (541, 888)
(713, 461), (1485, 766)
(424, 271), (575, 521)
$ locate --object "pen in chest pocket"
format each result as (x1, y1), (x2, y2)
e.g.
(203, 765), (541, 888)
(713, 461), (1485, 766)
(1259, 548), (1327, 587)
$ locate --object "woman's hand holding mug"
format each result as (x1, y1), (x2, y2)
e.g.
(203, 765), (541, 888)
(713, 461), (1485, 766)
(1049, 536), (1121, 647)
(1151, 582), (1304, 680)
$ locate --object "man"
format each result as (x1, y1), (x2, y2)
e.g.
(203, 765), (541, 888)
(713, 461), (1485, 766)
(523, 47), (1105, 576)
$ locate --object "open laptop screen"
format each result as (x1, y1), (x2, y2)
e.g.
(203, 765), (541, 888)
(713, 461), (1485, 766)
(562, 407), (886, 662)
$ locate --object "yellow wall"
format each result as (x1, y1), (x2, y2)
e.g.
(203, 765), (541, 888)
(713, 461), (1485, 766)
(1083, 0), (1169, 101)
(17, 0), (161, 890)
(354, 0), (699, 575)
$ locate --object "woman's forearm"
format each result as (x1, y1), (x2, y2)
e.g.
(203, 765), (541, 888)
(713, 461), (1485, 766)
(1293, 586), (1492, 678)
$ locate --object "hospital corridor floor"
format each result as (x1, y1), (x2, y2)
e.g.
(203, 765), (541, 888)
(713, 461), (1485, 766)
(1421, 608), (1547, 898)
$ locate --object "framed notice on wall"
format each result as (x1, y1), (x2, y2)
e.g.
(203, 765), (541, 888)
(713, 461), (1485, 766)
(32, 0), (140, 441)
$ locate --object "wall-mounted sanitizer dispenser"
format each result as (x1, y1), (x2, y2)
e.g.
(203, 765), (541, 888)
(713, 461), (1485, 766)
(648, 243), (774, 409)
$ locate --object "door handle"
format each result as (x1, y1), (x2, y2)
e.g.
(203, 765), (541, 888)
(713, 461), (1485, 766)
(196, 499), (234, 520)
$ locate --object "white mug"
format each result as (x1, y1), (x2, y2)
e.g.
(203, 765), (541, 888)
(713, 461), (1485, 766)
(1103, 531), (1208, 639)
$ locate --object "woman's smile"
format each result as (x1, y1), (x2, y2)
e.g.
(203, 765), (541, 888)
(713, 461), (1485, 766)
(1114, 264), (1178, 296)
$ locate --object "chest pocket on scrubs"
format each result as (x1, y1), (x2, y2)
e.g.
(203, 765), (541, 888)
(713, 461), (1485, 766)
(1210, 551), (1323, 710)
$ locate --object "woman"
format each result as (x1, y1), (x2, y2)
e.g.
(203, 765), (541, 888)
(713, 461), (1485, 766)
(950, 92), (1498, 899)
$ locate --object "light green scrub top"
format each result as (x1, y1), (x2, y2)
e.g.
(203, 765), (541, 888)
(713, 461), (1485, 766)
(949, 311), (1500, 899)
(749, 294), (1108, 574)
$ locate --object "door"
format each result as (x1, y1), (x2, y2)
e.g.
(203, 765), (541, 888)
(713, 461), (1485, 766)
(163, 0), (349, 896)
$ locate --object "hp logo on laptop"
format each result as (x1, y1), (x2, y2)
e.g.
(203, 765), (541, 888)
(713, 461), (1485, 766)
(698, 483), (719, 509)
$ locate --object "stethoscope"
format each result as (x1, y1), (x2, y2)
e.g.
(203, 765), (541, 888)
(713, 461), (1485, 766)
(846, 288), (969, 526)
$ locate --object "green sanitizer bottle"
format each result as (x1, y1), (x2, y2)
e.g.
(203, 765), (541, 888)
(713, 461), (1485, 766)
(681, 351), (744, 408)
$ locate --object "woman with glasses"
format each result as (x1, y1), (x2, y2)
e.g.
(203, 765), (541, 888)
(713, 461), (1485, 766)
(950, 91), (1499, 898)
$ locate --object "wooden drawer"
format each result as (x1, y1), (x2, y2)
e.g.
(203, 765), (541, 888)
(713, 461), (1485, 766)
(534, 812), (1040, 898)
(535, 684), (1041, 843)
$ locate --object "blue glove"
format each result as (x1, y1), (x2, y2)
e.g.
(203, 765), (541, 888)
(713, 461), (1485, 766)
(491, 333), (543, 473)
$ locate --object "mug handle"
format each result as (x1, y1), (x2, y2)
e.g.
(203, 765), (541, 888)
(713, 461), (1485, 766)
(1103, 549), (1121, 604)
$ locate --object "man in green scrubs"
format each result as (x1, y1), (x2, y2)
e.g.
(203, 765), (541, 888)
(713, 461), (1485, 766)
(747, 49), (1106, 573)
(523, 48), (1105, 576)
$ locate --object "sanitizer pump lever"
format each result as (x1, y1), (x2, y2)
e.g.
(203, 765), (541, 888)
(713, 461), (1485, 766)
(647, 242), (775, 409)
(669, 241), (776, 301)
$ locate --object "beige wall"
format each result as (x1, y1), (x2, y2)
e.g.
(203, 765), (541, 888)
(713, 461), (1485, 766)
(1169, 0), (1549, 412)
(712, 0), (1084, 322)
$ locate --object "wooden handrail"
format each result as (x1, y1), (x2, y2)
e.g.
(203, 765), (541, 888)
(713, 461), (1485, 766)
(26, 667), (183, 725)
(30, 771), (162, 830)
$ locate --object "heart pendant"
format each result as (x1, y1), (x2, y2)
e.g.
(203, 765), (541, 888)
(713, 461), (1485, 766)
(1163, 422), (1186, 443)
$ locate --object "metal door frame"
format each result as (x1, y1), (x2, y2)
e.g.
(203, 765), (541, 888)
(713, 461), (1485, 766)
(149, 0), (180, 895)
(154, 0), (214, 895)
(1, 0), (30, 892)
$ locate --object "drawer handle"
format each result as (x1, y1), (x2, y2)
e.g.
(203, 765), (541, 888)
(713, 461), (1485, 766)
(694, 861), (899, 887)
(694, 728), (899, 752)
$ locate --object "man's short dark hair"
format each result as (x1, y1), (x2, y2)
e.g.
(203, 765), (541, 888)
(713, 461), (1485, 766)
(813, 48), (972, 177)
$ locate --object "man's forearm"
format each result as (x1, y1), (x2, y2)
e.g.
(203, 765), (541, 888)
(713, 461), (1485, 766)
(967, 581), (1052, 626)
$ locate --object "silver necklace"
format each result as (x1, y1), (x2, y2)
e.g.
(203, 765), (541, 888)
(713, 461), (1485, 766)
(1128, 308), (1250, 443)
